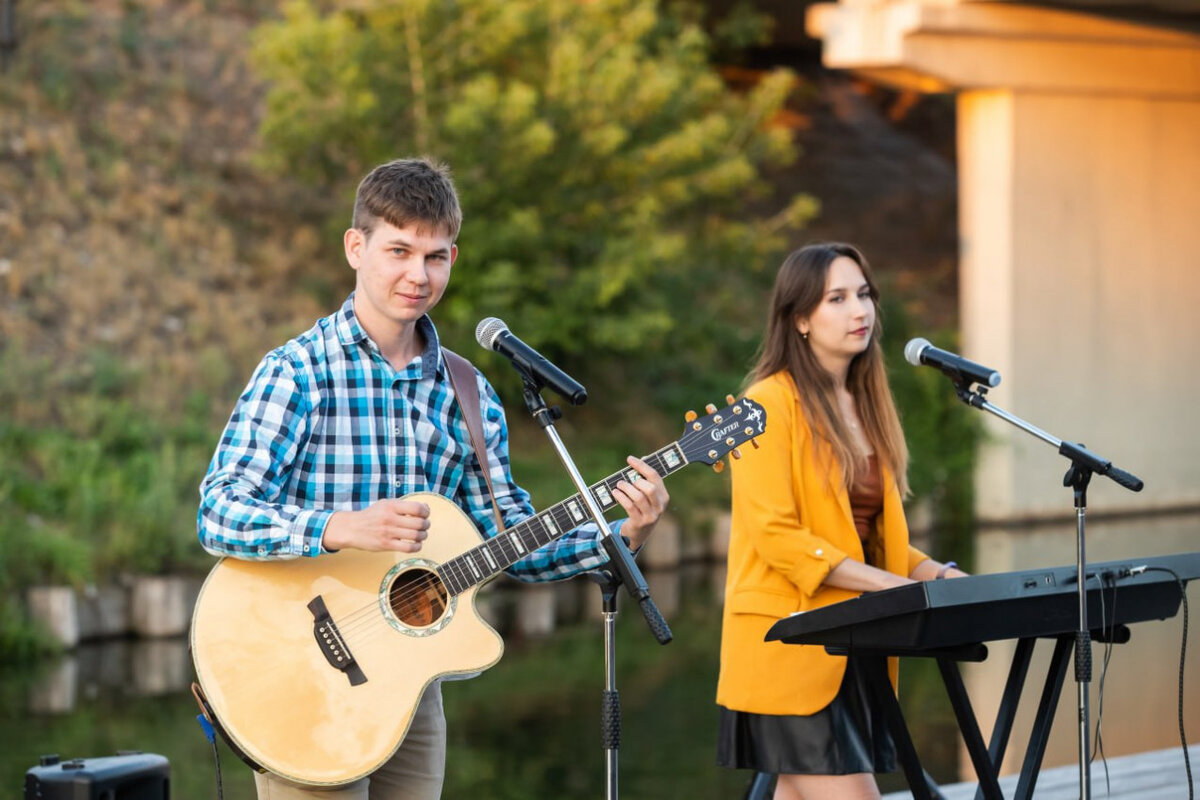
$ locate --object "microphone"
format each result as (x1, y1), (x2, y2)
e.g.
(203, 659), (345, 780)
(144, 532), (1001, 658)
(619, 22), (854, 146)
(475, 317), (588, 405)
(904, 337), (1001, 388)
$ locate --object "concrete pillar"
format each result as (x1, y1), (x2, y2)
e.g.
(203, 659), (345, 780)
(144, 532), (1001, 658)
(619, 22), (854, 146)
(806, 0), (1200, 522)
(26, 585), (79, 648)
(961, 88), (1200, 520)
(709, 510), (733, 562)
(513, 584), (556, 638)
(76, 584), (130, 640)
(130, 576), (198, 638)
(638, 513), (680, 570)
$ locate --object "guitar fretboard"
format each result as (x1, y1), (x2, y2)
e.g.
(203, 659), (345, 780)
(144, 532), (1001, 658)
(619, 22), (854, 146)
(437, 444), (687, 595)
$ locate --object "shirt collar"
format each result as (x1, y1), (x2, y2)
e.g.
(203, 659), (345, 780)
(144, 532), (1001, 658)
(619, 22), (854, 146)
(334, 293), (445, 380)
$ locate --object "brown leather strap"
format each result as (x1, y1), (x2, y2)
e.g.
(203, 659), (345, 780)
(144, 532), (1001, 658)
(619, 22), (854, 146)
(442, 347), (506, 532)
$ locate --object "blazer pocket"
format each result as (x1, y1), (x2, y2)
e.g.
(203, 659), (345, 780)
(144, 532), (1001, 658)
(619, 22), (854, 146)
(727, 588), (801, 618)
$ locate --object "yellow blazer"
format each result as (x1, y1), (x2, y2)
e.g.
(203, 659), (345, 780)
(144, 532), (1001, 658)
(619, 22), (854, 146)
(716, 371), (929, 716)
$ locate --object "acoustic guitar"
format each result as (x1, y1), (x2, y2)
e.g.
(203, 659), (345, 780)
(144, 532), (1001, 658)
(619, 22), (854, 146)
(190, 396), (766, 786)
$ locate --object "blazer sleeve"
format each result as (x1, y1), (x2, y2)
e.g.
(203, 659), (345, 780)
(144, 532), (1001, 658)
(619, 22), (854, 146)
(731, 377), (853, 597)
(907, 544), (932, 576)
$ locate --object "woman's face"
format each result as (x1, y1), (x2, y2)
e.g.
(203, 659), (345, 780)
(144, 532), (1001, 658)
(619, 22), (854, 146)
(796, 256), (875, 372)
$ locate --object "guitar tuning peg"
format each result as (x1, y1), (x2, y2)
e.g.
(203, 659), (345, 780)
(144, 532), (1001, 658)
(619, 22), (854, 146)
(750, 439), (761, 449)
(705, 403), (718, 415)
(684, 410), (698, 423)
(726, 394), (736, 405)
(731, 449), (742, 460)
(711, 461), (725, 474)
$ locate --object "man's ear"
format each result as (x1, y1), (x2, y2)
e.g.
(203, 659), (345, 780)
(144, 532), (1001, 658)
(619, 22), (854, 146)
(449, 243), (459, 267)
(344, 227), (365, 270)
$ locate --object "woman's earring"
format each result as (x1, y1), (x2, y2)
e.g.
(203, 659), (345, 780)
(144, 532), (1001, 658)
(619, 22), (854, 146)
(802, 331), (809, 341)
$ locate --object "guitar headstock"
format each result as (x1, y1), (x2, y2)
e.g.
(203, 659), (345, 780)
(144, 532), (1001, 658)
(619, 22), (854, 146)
(677, 395), (767, 470)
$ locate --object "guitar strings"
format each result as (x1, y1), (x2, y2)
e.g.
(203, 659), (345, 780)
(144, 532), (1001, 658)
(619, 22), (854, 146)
(332, 434), (730, 640)
(205, 424), (746, 705)
(328, 446), (685, 638)
(336, 435), (716, 640)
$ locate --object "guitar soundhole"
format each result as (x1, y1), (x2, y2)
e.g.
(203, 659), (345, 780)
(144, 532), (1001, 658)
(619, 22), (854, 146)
(389, 568), (449, 628)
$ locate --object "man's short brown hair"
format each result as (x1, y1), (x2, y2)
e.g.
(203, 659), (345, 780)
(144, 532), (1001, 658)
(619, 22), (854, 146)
(351, 157), (462, 240)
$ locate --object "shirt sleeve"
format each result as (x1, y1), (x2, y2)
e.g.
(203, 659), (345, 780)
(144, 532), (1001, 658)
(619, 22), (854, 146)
(461, 375), (620, 582)
(197, 354), (333, 559)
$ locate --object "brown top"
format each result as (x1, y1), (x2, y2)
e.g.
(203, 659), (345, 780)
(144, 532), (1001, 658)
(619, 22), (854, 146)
(849, 454), (884, 565)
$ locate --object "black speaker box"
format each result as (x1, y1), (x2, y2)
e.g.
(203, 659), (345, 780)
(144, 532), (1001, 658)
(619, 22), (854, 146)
(24, 752), (169, 799)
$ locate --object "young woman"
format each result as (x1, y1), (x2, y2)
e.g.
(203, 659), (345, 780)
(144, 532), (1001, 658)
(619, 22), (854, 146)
(716, 243), (965, 800)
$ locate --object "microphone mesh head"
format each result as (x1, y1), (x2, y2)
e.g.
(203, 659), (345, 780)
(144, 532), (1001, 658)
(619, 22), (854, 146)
(903, 337), (930, 367)
(475, 317), (508, 350)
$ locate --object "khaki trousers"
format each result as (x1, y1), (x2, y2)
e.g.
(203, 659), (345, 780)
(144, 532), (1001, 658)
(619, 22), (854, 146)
(253, 683), (446, 800)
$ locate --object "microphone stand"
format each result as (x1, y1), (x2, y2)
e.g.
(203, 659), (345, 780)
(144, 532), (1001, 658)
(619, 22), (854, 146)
(515, 373), (672, 800)
(951, 382), (1143, 800)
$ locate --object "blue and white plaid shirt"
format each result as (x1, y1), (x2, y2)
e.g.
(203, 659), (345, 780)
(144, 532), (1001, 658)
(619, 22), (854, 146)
(197, 294), (616, 582)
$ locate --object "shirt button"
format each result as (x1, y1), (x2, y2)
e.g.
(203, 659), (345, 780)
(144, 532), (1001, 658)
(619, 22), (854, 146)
(815, 548), (824, 556)
(393, 426), (400, 435)
(394, 479), (402, 487)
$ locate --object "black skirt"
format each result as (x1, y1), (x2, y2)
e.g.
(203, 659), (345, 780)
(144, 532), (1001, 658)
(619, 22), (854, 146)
(716, 658), (897, 776)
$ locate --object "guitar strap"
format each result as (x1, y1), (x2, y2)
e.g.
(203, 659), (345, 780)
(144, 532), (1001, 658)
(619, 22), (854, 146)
(442, 347), (507, 533)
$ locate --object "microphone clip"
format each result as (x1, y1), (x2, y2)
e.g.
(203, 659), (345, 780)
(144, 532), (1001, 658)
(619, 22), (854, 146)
(520, 378), (563, 428)
(954, 382), (989, 410)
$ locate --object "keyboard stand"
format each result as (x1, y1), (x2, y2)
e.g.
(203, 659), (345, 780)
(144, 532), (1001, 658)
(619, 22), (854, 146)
(831, 624), (1130, 800)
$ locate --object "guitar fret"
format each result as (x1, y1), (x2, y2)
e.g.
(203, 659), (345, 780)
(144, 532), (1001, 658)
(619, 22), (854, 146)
(513, 518), (541, 550)
(540, 513), (560, 539)
(495, 532), (519, 567)
(493, 534), (516, 566)
(603, 476), (623, 506)
(550, 503), (575, 534)
(660, 445), (683, 471)
(437, 565), (461, 596)
(464, 553), (482, 580)
(481, 543), (499, 571)
(508, 531), (526, 554)
(497, 535), (520, 569)
(447, 559), (469, 593)
(592, 484), (614, 508)
(565, 498), (587, 524)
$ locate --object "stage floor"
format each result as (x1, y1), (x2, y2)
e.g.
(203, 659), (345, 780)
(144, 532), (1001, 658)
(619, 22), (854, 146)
(883, 743), (1199, 799)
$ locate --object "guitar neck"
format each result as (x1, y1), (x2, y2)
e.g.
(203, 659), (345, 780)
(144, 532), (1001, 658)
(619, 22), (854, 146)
(438, 443), (690, 595)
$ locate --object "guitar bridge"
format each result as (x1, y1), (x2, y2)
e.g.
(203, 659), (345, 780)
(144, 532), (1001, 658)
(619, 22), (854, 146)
(308, 595), (367, 686)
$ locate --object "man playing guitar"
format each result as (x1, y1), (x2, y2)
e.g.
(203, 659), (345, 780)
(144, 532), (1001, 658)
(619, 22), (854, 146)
(196, 157), (669, 799)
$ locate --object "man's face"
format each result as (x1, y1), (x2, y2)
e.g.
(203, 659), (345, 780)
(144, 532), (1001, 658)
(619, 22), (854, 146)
(344, 219), (458, 340)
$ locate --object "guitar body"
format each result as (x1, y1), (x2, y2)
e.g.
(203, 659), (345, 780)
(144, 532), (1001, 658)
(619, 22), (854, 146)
(190, 395), (767, 787)
(190, 492), (504, 786)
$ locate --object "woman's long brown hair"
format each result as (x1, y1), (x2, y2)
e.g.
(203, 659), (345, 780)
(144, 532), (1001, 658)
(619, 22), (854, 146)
(747, 243), (909, 495)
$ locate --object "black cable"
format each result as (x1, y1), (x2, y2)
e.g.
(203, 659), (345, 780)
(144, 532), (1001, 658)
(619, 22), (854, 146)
(210, 735), (224, 800)
(194, 710), (225, 800)
(1139, 566), (1192, 800)
(1090, 572), (1117, 795)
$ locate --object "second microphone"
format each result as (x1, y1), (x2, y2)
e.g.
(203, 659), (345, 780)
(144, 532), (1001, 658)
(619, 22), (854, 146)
(475, 318), (588, 405)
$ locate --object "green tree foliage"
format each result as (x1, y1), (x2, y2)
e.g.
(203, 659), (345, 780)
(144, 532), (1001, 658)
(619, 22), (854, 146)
(251, 0), (817, 403)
